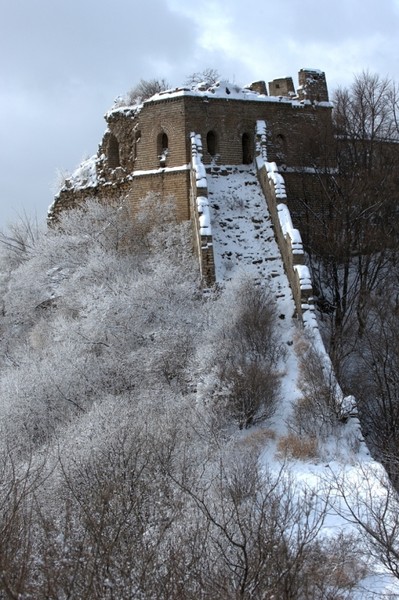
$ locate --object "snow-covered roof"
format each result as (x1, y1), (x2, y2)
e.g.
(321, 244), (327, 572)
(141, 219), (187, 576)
(57, 154), (99, 195)
(141, 80), (332, 108)
(105, 104), (143, 120)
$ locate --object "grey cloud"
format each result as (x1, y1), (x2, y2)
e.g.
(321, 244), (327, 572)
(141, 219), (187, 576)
(0, 0), (201, 227)
(1, 0), (399, 228)
(0, 0), (196, 92)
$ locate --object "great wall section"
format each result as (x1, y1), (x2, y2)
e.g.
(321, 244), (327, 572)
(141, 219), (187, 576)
(50, 68), (333, 329)
(50, 66), (359, 421)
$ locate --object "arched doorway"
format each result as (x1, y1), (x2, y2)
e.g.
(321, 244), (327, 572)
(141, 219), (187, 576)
(207, 130), (217, 157)
(242, 133), (252, 164)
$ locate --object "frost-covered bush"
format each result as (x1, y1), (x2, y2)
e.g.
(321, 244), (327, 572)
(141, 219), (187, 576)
(0, 194), (201, 457)
(209, 278), (283, 429)
(0, 196), (375, 598)
(115, 78), (170, 107)
(0, 214), (43, 271)
(289, 334), (344, 439)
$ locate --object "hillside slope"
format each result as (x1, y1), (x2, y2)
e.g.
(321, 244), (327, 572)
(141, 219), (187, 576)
(205, 165), (399, 597)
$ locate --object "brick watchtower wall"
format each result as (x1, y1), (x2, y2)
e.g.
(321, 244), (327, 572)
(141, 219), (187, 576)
(49, 69), (334, 240)
(297, 69), (329, 103)
(255, 120), (315, 321)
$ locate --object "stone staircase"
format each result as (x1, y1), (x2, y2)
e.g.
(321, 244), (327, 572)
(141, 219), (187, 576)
(207, 165), (295, 317)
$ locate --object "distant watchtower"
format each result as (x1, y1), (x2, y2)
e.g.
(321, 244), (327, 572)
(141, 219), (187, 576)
(49, 66), (333, 227)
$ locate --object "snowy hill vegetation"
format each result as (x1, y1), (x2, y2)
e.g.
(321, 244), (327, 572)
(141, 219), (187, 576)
(0, 193), (399, 598)
(1, 70), (399, 597)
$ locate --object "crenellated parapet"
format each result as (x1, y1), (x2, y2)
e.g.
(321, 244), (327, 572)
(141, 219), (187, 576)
(255, 120), (316, 322)
(190, 132), (216, 286)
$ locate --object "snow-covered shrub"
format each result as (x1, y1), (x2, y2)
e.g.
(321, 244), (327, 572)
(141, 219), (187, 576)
(116, 78), (170, 107)
(219, 361), (280, 430)
(225, 193), (245, 211)
(52, 167), (71, 194)
(289, 334), (344, 439)
(0, 214), (43, 270)
(0, 195), (202, 458)
(210, 278), (283, 429)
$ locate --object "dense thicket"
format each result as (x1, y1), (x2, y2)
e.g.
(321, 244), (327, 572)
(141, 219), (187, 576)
(0, 193), (379, 598)
(2, 196), (364, 598)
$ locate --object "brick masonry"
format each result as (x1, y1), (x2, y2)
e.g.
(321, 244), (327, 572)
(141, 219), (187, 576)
(49, 68), (334, 309)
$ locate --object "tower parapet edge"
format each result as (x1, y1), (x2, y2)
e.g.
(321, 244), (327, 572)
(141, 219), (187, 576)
(268, 77), (296, 98)
(296, 68), (329, 102)
(49, 66), (333, 228)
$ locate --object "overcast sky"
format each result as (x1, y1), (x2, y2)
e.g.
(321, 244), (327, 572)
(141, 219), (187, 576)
(1, 0), (399, 229)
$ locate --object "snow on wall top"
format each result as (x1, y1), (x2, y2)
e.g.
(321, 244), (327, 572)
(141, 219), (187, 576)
(56, 154), (99, 197)
(143, 79), (332, 107)
(277, 203), (303, 253)
(190, 132), (211, 236)
(104, 69), (332, 118)
(190, 132), (208, 190)
(105, 104), (143, 120)
(301, 67), (324, 75)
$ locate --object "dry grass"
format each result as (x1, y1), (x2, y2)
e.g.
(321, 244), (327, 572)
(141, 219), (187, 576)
(276, 433), (319, 460)
(238, 428), (276, 453)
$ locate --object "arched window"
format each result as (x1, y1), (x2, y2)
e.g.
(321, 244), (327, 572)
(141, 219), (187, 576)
(107, 134), (120, 169)
(161, 133), (168, 151)
(157, 131), (169, 166)
(157, 131), (169, 155)
(207, 130), (217, 156)
(242, 132), (252, 164)
(275, 133), (287, 161)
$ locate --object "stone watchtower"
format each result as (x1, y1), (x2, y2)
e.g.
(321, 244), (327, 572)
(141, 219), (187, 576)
(50, 68), (333, 231)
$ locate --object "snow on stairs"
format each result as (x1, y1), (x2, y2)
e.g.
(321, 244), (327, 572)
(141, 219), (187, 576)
(207, 165), (295, 314)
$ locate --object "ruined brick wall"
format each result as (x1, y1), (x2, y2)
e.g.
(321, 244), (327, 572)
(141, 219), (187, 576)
(297, 69), (329, 103)
(50, 69), (335, 239)
(268, 77), (295, 97)
(51, 170), (191, 224)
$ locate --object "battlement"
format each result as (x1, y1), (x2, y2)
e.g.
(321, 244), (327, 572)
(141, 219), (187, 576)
(268, 76), (296, 98)
(50, 66), (334, 251)
(297, 68), (329, 102)
(268, 69), (329, 102)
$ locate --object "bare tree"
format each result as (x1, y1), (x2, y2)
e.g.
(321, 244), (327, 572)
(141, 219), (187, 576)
(351, 298), (399, 488)
(164, 442), (366, 599)
(185, 67), (220, 88)
(329, 463), (399, 582)
(123, 78), (170, 105)
(297, 72), (399, 376)
(0, 213), (42, 269)
(0, 444), (48, 599)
